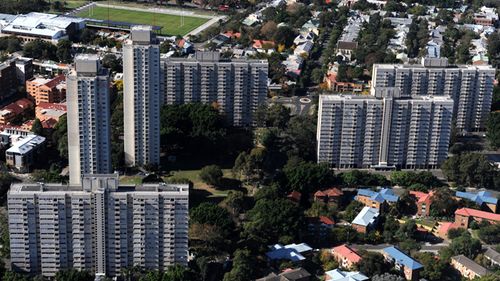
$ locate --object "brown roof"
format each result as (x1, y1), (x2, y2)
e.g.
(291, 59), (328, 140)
(452, 255), (490, 276)
(337, 41), (358, 50)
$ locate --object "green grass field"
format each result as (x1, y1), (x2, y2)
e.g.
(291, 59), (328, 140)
(77, 6), (209, 36)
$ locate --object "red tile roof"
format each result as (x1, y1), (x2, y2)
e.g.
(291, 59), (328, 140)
(315, 188), (343, 197)
(332, 244), (362, 263)
(410, 191), (433, 203)
(438, 222), (458, 238)
(37, 102), (67, 112)
(319, 216), (335, 225)
(455, 208), (500, 222)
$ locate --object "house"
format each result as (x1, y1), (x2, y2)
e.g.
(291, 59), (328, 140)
(3, 131), (46, 173)
(307, 216), (334, 237)
(314, 188), (343, 205)
(266, 243), (312, 262)
(35, 102), (67, 125)
(293, 32), (315, 46)
(176, 38), (193, 54)
(294, 41), (314, 56)
(454, 208), (500, 228)
(455, 191), (498, 213)
(26, 74), (66, 105)
(355, 188), (399, 210)
(484, 247), (500, 267)
(473, 6), (498, 26)
(331, 244), (362, 269)
(324, 73), (364, 93)
(242, 13), (261, 26)
(410, 191), (433, 217)
(0, 98), (34, 125)
(211, 34), (230, 47)
(253, 40), (275, 52)
(382, 246), (423, 281)
(256, 268), (311, 281)
(451, 255), (490, 279)
(351, 206), (379, 233)
(324, 269), (368, 281)
(436, 221), (459, 240)
(300, 19), (320, 36)
(283, 55), (304, 77)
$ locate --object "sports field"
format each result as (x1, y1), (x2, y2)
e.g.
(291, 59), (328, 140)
(77, 6), (209, 36)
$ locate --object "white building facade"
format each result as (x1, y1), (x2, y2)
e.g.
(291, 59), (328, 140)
(317, 89), (454, 169)
(8, 174), (189, 277)
(66, 54), (111, 184)
(164, 52), (268, 126)
(371, 58), (495, 132)
(123, 26), (161, 167)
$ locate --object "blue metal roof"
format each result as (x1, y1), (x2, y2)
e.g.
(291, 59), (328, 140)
(356, 188), (399, 203)
(383, 246), (423, 270)
(456, 191), (498, 205)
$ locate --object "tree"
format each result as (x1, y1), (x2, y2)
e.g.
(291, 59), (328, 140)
(260, 21), (278, 39)
(447, 227), (466, 239)
(383, 216), (400, 243)
(412, 252), (451, 281)
(358, 252), (391, 276)
(283, 158), (334, 194)
(442, 153), (499, 190)
(102, 54), (122, 73)
(199, 165), (223, 187)
(486, 112), (500, 149)
(256, 104), (290, 129)
(311, 68), (324, 84)
(429, 188), (458, 218)
(477, 224), (500, 244)
(341, 170), (389, 187)
(396, 220), (418, 241)
(284, 115), (317, 161)
(163, 264), (195, 281)
(23, 39), (57, 60)
(31, 118), (43, 135)
(221, 190), (245, 217)
(273, 26), (296, 48)
(190, 203), (234, 235)
(55, 269), (93, 281)
(79, 28), (96, 44)
(343, 200), (364, 222)
(52, 115), (68, 159)
(448, 232), (482, 259)
(223, 249), (254, 281)
(56, 39), (72, 63)
(243, 198), (303, 244)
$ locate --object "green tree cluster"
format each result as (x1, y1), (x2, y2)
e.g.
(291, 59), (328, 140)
(23, 40), (57, 61)
(442, 153), (500, 190)
(390, 171), (442, 190)
(486, 112), (500, 149)
(199, 165), (224, 187)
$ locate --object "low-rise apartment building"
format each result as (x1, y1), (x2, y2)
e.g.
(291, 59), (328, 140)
(26, 74), (66, 105)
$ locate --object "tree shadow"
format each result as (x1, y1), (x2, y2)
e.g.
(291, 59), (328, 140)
(217, 177), (247, 193)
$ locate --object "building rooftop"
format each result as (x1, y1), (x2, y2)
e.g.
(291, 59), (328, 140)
(324, 269), (368, 281)
(6, 134), (45, 155)
(315, 187), (343, 197)
(1, 12), (84, 39)
(383, 246), (423, 270)
(452, 255), (490, 276)
(332, 244), (362, 264)
(484, 247), (500, 264)
(410, 191), (433, 203)
(352, 206), (379, 227)
(455, 191), (498, 205)
(266, 243), (312, 261)
(455, 208), (500, 222)
(356, 188), (399, 203)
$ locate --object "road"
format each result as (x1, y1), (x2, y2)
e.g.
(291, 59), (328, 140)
(268, 96), (314, 116)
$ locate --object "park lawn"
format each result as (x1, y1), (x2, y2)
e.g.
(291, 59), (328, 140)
(166, 169), (237, 196)
(76, 6), (208, 36)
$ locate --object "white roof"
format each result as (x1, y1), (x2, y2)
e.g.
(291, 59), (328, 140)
(352, 207), (379, 227)
(6, 134), (45, 155)
(2, 12), (84, 39)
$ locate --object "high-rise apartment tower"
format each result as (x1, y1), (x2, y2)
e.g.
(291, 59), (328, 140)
(66, 54), (111, 184)
(123, 26), (161, 167)
(8, 174), (189, 277)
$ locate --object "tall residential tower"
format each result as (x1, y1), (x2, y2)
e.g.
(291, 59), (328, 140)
(317, 89), (454, 169)
(164, 52), (268, 126)
(123, 26), (161, 167)
(66, 54), (111, 184)
(8, 174), (189, 277)
(371, 58), (495, 132)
